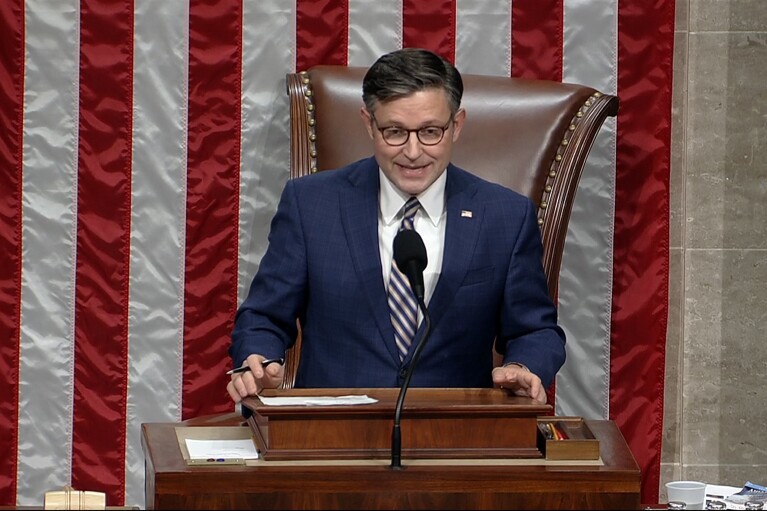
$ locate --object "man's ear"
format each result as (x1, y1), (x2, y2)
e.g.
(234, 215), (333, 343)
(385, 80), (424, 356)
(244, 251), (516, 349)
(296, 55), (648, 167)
(360, 107), (375, 140)
(451, 108), (467, 142)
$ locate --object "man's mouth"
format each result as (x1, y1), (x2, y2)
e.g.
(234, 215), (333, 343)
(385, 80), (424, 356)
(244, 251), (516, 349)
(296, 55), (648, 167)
(398, 162), (428, 174)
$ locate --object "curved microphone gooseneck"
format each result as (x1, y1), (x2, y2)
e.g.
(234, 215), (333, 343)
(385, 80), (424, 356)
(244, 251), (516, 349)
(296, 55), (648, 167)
(390, 229), (432, 470)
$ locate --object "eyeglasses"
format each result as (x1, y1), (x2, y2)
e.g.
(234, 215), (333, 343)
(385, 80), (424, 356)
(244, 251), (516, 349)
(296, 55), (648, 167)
(371, 114), (452, 146)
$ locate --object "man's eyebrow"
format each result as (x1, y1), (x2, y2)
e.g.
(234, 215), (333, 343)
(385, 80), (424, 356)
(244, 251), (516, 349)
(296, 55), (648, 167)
(379, 119), (447, 128)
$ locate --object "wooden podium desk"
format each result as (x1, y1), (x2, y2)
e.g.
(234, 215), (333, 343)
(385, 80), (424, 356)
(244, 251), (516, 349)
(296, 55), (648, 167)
(142, 408), (641, 510)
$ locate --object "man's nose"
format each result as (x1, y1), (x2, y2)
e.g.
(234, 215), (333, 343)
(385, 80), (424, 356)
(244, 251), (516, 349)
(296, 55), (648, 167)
(401, 133), (423, 159)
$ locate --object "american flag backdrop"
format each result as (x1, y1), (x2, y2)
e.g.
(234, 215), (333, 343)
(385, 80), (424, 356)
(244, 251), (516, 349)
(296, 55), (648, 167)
(0, 0), (674, 508)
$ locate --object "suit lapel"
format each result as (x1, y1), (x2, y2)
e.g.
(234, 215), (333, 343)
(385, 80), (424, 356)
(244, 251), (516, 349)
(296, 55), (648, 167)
(425, 166), (482, 332)
(340, 159), (400, 362)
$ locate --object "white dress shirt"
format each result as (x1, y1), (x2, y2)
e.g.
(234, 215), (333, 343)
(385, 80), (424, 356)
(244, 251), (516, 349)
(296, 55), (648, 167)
(378, 168), (446, 315)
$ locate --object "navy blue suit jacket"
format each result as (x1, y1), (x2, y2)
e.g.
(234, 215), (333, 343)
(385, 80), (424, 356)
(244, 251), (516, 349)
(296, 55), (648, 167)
(231, 157), (566, 389)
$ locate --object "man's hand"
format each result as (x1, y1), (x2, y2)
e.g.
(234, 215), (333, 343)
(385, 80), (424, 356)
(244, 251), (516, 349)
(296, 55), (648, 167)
(226, 354), (285, 403)
(492, 363), (547, 404)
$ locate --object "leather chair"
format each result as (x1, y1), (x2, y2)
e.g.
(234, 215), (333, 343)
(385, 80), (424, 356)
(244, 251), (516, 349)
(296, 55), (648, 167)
(281, 65), (619, 389)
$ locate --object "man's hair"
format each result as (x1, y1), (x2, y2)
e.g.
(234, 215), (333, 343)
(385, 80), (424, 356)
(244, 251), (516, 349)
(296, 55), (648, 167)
(362, 48), (463, 116)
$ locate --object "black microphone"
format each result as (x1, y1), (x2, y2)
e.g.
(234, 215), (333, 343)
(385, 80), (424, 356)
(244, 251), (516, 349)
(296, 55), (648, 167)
(390, 228), (432, 470)
(393, 229), (427, 301)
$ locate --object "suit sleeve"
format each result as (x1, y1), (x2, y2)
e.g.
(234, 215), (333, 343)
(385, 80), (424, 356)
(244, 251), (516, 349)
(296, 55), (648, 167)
(497, 198), (567, 388)
(230, 180), (307, 367)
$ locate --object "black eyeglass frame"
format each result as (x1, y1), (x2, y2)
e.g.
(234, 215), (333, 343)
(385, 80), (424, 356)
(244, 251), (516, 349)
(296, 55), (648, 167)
(370, 113), (453, 147)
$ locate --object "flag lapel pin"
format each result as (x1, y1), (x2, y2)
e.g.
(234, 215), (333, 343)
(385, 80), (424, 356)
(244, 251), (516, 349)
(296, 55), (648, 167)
(461, 210), (473, 218)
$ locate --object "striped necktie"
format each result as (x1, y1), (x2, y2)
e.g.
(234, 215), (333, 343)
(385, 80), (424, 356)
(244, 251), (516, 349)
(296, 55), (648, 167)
(388, 197), (421, 361)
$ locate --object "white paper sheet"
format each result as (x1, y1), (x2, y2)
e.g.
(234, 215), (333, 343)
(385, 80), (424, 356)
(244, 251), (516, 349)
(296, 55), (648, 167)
(185, 438), (259, 460)
(257, 395), (378, 406)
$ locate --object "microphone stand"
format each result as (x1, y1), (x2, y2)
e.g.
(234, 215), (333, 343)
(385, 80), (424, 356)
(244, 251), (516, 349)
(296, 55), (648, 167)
(390, 295), (432, 470)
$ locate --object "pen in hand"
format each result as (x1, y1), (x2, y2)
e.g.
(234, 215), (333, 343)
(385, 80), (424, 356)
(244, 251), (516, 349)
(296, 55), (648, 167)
(226, 358), (285, 375)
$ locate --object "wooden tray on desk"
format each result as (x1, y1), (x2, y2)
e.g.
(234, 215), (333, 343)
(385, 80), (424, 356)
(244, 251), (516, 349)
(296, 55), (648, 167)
(537, 416), (601, 460)
(242, 387), (551, 461)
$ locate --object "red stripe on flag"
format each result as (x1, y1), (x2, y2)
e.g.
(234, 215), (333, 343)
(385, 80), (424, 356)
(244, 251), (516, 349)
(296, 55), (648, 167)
(183, 0), (243, 419)
(613, 2), (674, 505)
(296, 0), (349, 70)
(72, 0), (134, 504)
(510, 0), (563, 81)
(0, 1), (24, 505)
(402, 0), (456, 62)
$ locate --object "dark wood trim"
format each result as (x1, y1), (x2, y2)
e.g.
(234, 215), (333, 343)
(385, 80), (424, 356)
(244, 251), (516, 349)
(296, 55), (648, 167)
(143, 411), (640, 510)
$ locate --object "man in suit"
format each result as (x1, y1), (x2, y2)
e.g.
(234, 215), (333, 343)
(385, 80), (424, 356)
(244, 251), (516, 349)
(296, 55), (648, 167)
(228, 48), (565, 405)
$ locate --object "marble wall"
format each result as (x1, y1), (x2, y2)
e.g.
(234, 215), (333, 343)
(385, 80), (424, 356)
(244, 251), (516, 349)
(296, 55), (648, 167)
(662, 0), (767, 499)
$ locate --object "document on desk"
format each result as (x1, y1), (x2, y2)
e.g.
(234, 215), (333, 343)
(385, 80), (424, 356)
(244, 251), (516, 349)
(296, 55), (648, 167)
(185, 438), (260, 463)
(257, 395), (378, 406)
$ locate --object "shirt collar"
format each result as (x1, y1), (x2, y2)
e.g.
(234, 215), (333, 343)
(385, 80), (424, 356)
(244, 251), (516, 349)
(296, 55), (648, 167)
(379, 168), (447, 227)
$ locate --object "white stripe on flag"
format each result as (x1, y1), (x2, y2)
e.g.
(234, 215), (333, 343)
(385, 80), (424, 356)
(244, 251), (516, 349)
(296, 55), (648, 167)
(238, 0), (296, 305)
(556, 0), (619, 419)
(18, 1), (80, 505)
(348, 0), (403, 67)
(126, 0), (189, 505)
(455, 0), (511, 76)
